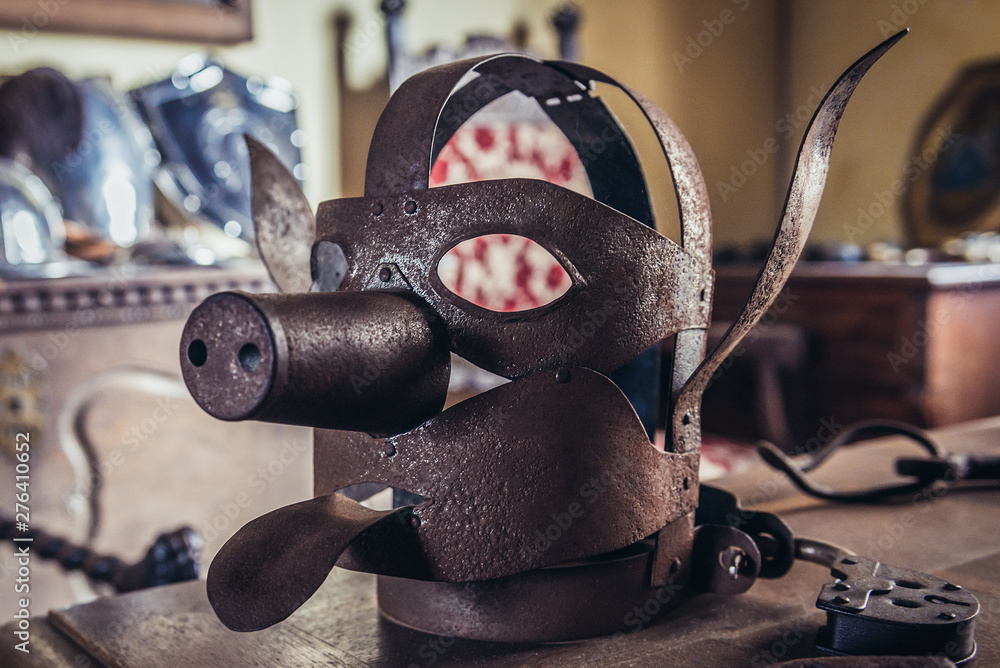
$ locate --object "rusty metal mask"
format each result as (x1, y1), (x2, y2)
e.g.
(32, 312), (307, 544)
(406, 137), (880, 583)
(180, 33), (906, 642)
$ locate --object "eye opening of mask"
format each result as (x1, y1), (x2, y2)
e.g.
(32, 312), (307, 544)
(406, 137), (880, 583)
(434, 233), (573, 314)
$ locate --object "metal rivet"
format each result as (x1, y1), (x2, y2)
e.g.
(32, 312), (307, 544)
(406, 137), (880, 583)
(841, 557), (858, 565)
(409, 515), (421, 528)
(669, 558), (681, 575)
(371, 201), (383, 216)
(404, 200), (417, 215)
(383, 443), (396, 457)
(833, 582), (850, 591)
(832, 595), (850, 605)
(943, 583), (962, 591)
(721, 547), (747, 579)
(379, 267), (392, 282)
(554, 368), (571, 383)
(939, 612), (957, 620)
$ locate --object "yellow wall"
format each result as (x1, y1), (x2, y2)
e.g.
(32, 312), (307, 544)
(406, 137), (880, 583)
(560, 0), (1000, 248)
(569, 0), (782, 245)
(544, 0), (1000, 247)
(789, 0), (1000, 246)
(1, 0), (997, 247)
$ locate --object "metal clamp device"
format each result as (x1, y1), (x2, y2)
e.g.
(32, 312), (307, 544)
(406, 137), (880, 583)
(179, 33), (909, 643)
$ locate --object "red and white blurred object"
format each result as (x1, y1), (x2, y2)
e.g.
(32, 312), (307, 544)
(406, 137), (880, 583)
(436, 233), (571, 313)
(699, 435), (759, 480)
(431, 110), (591, 312)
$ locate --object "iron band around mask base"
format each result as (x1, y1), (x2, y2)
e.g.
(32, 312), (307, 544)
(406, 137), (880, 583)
(377, 515), (695, 644)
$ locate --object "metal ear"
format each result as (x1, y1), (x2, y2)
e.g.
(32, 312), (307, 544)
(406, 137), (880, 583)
(207, 494), (414, 631)
(247, 134), (315, 293)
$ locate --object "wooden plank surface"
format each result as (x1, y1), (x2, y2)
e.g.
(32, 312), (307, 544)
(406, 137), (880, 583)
(3, 417), (999, 666)
(50, 582), (361, 668)
(0, 0), (252, 44)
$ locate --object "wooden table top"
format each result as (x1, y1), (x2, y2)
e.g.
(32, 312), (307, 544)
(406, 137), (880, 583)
(5, 417), (1000, 667)
(716, 260), (1000, 290)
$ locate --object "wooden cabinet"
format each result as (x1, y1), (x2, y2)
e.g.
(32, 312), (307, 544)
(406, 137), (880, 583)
(0, 265), (311, 620)
(705, 262), (1000, 441)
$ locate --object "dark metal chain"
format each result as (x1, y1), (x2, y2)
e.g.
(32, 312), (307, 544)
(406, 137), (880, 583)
(0, 513), (201, 593)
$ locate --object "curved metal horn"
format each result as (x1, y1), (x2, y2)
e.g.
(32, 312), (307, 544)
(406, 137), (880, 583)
(671, 29), (909, 451)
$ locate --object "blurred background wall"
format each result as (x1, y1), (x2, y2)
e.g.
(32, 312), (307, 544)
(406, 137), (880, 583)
(0, 0), (995, 246)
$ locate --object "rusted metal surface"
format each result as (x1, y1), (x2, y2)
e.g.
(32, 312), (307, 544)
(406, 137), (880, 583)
(206, 494), (412, 632)
(696, 484), (795, 579)
(364, 53), (705, 439)
(210, 368), (700, 633)
(316, 179), (709, 379)
(319, 367), (698, 581)
(691, 524), (761, 595)
(360, 53), (713, 441)
(181, 34), (908, 644)
(180, 290), (450, 435)
(375, 536), (693, 643)
(247, 134), (316, 294)
(815, 555), (978, 664)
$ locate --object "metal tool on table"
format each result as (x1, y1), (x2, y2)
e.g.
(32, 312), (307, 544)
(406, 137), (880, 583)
(171, 29), (977, 663)
(758, 419), (1000, 503)
(699, 485), (979, 665)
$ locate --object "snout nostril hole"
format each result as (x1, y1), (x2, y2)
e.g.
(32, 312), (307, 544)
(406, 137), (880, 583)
(238, 343), (261, 372)
(188, 340), (208, 367)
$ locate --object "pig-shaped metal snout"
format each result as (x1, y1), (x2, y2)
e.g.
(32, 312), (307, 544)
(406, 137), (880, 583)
(180, 290), (450, 437)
